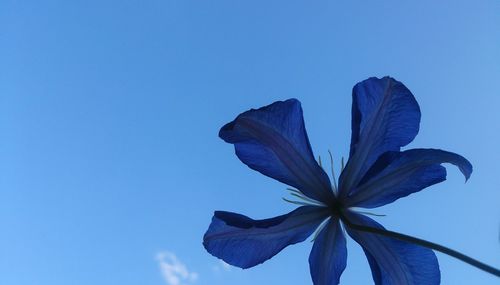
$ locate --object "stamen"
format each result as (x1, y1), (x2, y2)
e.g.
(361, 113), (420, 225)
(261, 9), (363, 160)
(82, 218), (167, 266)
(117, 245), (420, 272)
(350, 207), (386, 217)
(290, 193), (324, 206)
(318, 155), (323, 168)
(282, 197), (314, 206)
(341, 156), (345, 171)
(328, 150), (338, 193)
(311, 218), (329, 242)
(286, 188), (303, 195)
(353, 210), (386, 217)
(283, 188), (325, 206)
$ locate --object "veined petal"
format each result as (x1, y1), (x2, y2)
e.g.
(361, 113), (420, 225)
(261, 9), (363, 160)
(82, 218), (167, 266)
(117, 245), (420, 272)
(346, 148), (473, 208)
(220, 99), (334, 203)
(309, 218), (347, 285)
(339, 77), (421, 198)
(345, 211), (440, 285)
(203, 206), (329, 269)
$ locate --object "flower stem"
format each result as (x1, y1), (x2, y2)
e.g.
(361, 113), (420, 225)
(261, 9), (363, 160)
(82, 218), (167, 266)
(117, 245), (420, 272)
(339, 213), (500, 278)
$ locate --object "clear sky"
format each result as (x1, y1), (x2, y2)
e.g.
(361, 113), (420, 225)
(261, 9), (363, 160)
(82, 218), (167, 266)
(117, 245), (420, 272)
(1, 1), (499, 284)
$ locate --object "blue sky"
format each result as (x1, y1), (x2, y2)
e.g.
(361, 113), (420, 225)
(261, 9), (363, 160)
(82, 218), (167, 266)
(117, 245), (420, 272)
(0, 0), (499, 284)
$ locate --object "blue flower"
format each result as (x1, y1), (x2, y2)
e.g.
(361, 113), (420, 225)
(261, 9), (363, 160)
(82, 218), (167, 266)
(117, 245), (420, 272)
(203, 77), (472, 285)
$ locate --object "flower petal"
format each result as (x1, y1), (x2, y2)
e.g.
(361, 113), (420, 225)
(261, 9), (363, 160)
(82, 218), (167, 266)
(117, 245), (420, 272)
(339, 77), (421, 198)
(345, 211), (440, 285)
(346, 148), (473, 208)
(309, 218), (347, 285)
(203, 206), (329, 269)
(220, 99), (334, 203)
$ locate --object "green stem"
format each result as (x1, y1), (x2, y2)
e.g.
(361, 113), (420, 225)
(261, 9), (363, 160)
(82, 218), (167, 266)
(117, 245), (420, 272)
(339, 213), (500, 278)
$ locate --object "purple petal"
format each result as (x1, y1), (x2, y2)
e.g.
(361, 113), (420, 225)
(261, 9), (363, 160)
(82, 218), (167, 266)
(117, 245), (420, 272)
(220, 99), (334, 203)
(309, 218), (347, 285)
(339, 77), (421, 198)
(346, 148), (472, 208)
(345, 211), (440, 285)
(203, 206), (329, 269)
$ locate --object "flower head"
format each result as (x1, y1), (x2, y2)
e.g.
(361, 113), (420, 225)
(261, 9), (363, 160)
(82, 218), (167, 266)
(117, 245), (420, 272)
(203, 77), (472, 285)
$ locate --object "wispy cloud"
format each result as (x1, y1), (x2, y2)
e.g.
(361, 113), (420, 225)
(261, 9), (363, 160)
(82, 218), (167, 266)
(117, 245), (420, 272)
(156, 251), (198, 285)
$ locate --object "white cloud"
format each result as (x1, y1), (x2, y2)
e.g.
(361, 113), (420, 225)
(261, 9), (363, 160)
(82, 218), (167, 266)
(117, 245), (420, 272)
(156, 251), (198, 285)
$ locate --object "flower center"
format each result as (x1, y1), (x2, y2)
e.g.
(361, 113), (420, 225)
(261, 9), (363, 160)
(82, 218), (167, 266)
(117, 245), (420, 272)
(328, 199), (344, 217)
